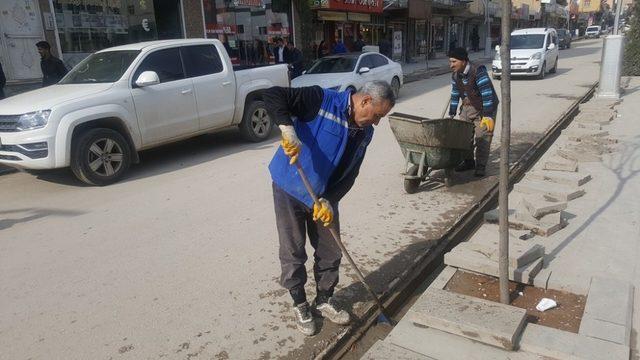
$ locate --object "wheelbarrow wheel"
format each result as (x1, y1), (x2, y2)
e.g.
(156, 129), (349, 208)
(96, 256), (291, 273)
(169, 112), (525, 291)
(444, 168), (454, 187)
(404, 165), (421, 194)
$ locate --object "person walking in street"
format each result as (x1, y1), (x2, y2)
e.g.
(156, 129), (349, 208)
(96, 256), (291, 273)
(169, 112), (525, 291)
(353, 35), (366, 52)
(286, 41), (304, 79)
(333, 39), (347, 54)
(317, 40), (328, 59)
(0, 62), (6, 100)
(275, 38), (289, 64)
(36, 41), (67, 87)
(264, 81), (395, 336)
(447, 47), (499, 177)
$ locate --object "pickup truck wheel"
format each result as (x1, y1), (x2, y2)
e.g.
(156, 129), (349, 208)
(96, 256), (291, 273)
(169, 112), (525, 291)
(240, 100), (272, 142)
(71, 128), (131, 186)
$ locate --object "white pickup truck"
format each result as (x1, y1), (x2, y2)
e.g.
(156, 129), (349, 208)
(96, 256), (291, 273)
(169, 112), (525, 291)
(0, 39), (289, 185)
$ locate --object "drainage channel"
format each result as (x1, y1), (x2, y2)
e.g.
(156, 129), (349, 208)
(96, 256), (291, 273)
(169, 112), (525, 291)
(317, 82), (599, 360)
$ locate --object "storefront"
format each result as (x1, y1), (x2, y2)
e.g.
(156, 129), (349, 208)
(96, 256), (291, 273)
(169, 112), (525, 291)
(50, 0), (189, 67)
(311, 0), (383, 54)
(203, 0), (292, 65)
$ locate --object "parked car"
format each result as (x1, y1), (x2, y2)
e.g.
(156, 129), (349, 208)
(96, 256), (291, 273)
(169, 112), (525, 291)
(557, 28), (572, 49)
(0, 39), (289, 185)
(492, 28), (559, 80)
(291, 52), (403, 99)
(586, 25), (602, 38)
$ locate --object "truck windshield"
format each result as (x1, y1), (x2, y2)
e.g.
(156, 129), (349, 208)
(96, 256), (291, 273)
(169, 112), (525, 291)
(60, 50), (140, 84)
(306, 57), (357, 74)
(510, 35), (546, 49)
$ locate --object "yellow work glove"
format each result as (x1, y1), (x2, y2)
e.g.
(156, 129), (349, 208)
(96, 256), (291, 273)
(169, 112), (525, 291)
(313, 198), (334, 227)
(279, 125), (301, 164)
(479, 117), (495, 133)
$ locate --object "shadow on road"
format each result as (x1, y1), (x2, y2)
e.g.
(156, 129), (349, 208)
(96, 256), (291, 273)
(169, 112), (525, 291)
(0, 208), (84, 230)
(30, 128), (279, 186)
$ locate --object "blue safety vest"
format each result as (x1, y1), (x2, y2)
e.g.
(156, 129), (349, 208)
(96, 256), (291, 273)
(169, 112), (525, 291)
(269, 89), (373, 208)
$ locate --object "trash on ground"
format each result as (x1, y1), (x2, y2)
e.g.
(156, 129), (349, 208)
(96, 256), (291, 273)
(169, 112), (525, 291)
(536, 298), (558, 312)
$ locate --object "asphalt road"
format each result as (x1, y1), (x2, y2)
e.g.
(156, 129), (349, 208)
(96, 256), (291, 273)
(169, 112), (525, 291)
(0, 39), (603, 360)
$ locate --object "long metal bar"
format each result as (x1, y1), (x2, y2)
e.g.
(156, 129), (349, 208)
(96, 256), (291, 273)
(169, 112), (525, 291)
(499, 0), (512, 305)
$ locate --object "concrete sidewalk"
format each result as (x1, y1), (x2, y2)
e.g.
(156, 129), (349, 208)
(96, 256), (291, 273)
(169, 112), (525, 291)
(364, 78), (640, 359)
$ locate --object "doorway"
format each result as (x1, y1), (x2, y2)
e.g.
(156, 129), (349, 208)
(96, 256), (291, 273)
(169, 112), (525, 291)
(154, 0), (184, 39)
(0, 0), (45, 81)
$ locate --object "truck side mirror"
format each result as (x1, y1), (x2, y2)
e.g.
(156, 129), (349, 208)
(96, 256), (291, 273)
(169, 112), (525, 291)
(135, 71), (160, 87)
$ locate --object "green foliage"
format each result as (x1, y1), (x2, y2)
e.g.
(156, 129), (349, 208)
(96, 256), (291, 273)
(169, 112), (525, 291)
(624, 0), (640, 75)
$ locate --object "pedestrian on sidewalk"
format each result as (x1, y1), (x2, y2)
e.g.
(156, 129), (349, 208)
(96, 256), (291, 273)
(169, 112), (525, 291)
(286, 41), (304, 79)
(36, 41), (67, 87)
(264, 81), (395, 336)
(0, 62), (6, 100)
(447, 47), (499, 177)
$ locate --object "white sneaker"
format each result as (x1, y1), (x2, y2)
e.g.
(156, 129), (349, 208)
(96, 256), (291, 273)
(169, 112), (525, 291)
(293, 302), (317, 336)
(315, 298), (351, 325)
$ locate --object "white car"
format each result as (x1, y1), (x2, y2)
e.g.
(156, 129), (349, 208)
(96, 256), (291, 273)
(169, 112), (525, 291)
(586, 25), (601, 38)
(492, 28), (559, 80)
(291, 52), (403, 99)
(0, 39), (289, 185)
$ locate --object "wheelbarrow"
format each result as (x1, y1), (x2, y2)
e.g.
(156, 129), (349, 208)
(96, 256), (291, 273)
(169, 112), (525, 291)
(389, 112), (474, 193)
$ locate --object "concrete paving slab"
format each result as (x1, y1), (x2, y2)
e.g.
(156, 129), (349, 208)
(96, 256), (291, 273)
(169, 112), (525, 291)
(576, 122), (603, 130)
(519, 196), (568, 218)
(513, 180), (585, 201)
(386, 319), (544, 360)
(583, 277), (634, 328)
(407, 288), (527, 350)
(453, 241), (544, 268)
(562, 129), (609, 142)
(543, 156), (579, 172)
(485, 208), (565, 236)
(444, 250), (544, 284)
(557, 149), (602, 163)
(519, 323), (630, 360)
(430, 266), (458, 290)
(361, 340), (436, 360)
(579, 317), (629, 346)
(526, 171), (591, 187)
(579, 100), (619, 110)
(573, 112), (614, 124)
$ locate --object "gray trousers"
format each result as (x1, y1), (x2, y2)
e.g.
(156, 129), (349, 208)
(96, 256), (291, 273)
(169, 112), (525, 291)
(460, 103), (497, 169)
(272, 183), (342, 298)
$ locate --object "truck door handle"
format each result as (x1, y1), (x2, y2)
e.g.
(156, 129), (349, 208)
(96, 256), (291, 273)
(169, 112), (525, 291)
(181, 89), (193, 95)
(222, 81), (231, 86)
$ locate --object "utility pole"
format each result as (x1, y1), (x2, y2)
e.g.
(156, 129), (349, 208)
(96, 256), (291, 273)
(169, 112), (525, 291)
(498, 0), (512, 305)
(613, 0), (624, 34)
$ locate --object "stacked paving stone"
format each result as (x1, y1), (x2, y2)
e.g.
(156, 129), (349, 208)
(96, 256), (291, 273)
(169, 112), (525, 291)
(363, 99), (634, 359)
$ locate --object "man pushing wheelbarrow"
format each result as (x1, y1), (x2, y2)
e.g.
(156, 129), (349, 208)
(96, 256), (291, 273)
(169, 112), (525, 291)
(447, 47), (499, 177)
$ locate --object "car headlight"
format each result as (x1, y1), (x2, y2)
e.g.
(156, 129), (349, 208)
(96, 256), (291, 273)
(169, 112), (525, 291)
(530, 52), (542, 61)
(16, 110), (51, 131)
(328, 85), (341, 91)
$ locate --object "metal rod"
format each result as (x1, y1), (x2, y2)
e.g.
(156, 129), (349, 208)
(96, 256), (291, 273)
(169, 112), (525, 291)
(294, 162), (390, 319)
(613, 0), (624, 35)
(499, 0), (512, 305)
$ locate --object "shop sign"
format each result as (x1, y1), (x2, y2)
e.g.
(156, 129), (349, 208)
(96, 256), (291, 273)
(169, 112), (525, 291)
(311, 0), (383, 14)
(267, 26), (291, 35)
(347, 12), (371, 22)
(206, 24), (238, 34)
(317, 10), (348, 21)
(233, 0), (264, 7)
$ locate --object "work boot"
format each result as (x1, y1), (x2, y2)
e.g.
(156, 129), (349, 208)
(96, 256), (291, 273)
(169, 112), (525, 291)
(292, 302), (316, 336)
(474, 166), (486, 177)
(455, 159), (476, 172)
(314, 297), (351, 325)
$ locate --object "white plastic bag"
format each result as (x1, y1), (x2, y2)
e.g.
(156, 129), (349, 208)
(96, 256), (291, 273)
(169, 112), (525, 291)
(536, 298), (557, 312)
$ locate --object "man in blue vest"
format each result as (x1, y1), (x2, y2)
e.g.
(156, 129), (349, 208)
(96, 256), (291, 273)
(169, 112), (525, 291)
(264, 81), (395, 336)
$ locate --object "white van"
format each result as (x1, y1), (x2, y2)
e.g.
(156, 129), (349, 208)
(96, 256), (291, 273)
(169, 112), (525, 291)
(492, 28), (559, 80)
(586, 25), (602, 38)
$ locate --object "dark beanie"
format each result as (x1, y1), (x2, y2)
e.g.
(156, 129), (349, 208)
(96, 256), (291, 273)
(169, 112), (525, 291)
(447, 47), (468, 61)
